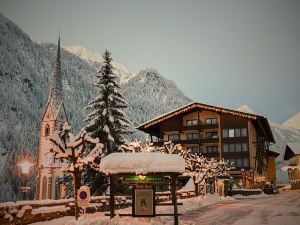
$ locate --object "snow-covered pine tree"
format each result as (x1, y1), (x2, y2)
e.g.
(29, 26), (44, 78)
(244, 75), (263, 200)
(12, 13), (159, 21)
(85, 50), (132, 155)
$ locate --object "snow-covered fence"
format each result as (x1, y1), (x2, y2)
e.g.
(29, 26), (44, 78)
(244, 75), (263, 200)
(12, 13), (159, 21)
(0, 191), (195, 224)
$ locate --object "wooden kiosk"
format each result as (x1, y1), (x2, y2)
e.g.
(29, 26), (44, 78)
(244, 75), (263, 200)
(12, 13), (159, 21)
(100, 152), (185, 225)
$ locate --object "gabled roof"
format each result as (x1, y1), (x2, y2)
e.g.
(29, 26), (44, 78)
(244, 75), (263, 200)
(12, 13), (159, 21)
(284, 142), (300, 160)
(137, 102), (275, 143)
(266, 149), (280, 158)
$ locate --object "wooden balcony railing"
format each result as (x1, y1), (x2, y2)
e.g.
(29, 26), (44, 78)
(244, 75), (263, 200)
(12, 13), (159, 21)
(152, 138), (219, 146)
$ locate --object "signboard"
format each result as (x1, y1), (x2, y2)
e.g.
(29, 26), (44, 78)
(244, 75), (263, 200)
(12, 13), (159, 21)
(77, 186), (90, 207)
(123, 175), (164, 184)
(133, 188), (155, 217)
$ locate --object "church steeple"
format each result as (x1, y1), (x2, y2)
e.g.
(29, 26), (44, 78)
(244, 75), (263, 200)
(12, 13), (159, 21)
(48, 35), (64, 113)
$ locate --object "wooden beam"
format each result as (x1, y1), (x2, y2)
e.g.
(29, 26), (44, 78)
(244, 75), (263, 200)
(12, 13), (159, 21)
(109, 175), (115, 219)
(171, 175), (179, 225)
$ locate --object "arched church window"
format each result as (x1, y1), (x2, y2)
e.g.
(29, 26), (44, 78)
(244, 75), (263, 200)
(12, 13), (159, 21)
(45, 124), (50, 136)
(42, 176), (47, 199)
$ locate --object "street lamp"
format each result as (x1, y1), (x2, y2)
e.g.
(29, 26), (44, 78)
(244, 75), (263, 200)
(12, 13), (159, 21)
(18, 160), (33, 200)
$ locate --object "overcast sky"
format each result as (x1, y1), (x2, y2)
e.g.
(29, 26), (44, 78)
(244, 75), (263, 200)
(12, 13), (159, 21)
(1, 0), (300, 123)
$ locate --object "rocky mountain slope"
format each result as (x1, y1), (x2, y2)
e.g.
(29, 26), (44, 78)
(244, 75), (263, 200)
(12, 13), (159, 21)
(0, 13), (191, 201)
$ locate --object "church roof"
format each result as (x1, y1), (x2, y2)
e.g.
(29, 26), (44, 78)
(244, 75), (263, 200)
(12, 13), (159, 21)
(284, 142), (300, 160)
(48, 36), (64, 115)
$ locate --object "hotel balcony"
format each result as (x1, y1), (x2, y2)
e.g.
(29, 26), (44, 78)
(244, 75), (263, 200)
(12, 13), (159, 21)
(181, 123), (218, 131)
(152, 137), (219, 146)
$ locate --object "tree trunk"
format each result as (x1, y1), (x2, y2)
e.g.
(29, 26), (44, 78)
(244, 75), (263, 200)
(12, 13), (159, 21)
(194, 183), (199, 197)
(73, 170), (82, 220)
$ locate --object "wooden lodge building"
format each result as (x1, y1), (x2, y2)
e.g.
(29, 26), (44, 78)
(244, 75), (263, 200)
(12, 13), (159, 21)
(283, 143), (300, 189)
(137, 102), (277, 187)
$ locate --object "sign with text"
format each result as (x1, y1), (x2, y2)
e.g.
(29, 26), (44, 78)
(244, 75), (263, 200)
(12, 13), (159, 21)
(133, 188), (154, 216)
(123, 175), (164, 184)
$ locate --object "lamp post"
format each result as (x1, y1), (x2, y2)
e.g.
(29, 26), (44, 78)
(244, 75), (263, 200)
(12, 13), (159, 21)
(18, 160), (33, 200)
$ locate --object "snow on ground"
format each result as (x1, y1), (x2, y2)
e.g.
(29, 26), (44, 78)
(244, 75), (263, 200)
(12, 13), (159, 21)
(29, 194), (234, 225)
(29, 190), (300, 225)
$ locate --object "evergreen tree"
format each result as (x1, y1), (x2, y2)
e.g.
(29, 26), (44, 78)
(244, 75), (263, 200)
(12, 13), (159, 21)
(85, 50), (132, 155)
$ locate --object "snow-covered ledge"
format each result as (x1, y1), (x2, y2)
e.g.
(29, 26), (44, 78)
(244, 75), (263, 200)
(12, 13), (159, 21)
(100, 153), (185, 175)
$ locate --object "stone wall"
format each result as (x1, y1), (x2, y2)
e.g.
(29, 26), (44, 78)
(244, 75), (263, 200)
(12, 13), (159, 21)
(0, 191), (195, 225)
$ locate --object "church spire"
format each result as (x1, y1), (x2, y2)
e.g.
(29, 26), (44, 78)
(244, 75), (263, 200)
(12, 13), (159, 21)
(48, 35), (64, 112)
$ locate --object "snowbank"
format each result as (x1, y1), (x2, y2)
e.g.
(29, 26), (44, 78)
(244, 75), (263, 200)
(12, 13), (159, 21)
(62, 194), (235, 225)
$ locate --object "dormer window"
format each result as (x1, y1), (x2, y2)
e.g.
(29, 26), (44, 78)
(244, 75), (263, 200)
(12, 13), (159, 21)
(45, 124), (50, 136)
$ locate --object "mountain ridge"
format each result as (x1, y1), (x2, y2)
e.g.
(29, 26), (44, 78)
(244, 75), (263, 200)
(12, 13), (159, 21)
(64, 45), (135, 84)
(0, 13), (191, 201)
(282, 112), (300, 130)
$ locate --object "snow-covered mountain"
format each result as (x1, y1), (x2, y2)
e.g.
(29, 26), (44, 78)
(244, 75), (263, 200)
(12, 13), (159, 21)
(64, 46), (135, 84)
(0, 13), (191, 201)
(282, 112), (300, 130)
(236, 104), (256, 114)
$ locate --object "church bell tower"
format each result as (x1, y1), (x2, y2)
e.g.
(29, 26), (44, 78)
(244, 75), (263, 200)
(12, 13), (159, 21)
(35, 36), (68, 200)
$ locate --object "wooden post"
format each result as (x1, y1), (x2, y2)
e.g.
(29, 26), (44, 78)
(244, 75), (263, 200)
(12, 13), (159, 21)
(110, 175), (115, 219)
(171, 175), (178, 225)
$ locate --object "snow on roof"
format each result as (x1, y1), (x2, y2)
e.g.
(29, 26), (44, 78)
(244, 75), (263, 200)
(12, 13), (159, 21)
(287, 142), (300, 155)
(137, 102), (259, 130)
(100, 153), (185, 175)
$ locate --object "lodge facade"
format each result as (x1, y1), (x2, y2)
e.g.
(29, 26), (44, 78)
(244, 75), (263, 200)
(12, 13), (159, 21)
(137, 102), (277, 187)
(284, 143), (300, 189)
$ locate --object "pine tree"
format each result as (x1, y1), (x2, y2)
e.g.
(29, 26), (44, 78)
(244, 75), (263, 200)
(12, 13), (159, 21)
(85, 50), (132, 155)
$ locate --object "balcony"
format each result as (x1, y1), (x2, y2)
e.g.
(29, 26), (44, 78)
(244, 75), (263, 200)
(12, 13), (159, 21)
(181, 123), (218, 131)
(200, 137), (219, 143)
(152, 137), (219, 146)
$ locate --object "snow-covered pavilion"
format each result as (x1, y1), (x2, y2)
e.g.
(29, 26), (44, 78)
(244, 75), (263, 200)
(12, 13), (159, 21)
(100, 152), (185, 225)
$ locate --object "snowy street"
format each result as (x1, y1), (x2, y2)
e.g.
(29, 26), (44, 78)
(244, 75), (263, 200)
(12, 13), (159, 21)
(28, 190), (300, 225)
(180, 190), (300, 225)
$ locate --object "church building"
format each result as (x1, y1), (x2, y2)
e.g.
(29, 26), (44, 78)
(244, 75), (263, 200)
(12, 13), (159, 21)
(35, 37), (68, 200)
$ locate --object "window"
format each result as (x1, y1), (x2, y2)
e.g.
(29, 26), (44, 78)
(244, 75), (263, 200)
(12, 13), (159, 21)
(241, 128), (247, 137)
(207, 146), (218, 153)
(223, 129), (229, 138)
(48, 177), (52, 199)
(223, 144), (229, 152)
(168, 134), (179, 141)
(243, 158), (249, 167)
(187, 146), (199, 154)
(223, 128), (247, 138)
(229, 144), (235, 152)
(235, 143), (242, 152)
(42, 177), (47, 200)
(224, 159), (230, 167)
(199, 147), (206, 154)
(45, 124), (50, 136)
(234, 129), (241, 137)
(230, 159), (236, 167)
(187, 133), (198, 140)
(229, 129), (235, 137)
(186, 120), (198, 126)
(206, 132), (218, 139)
(205, 118), (217, 125)
(236, 158), (242, 167)
(242, 143), (248, 152)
